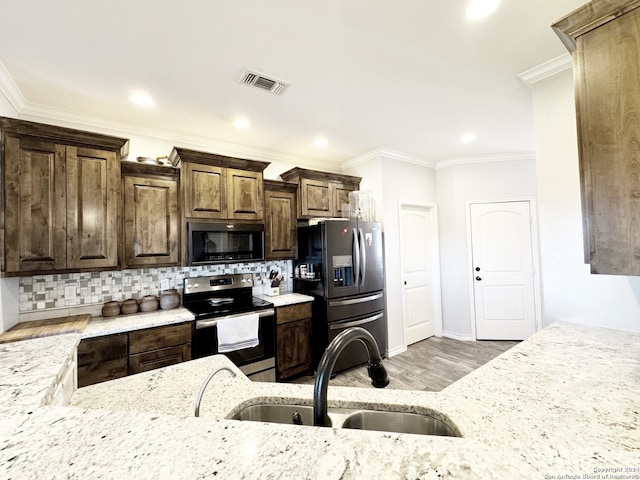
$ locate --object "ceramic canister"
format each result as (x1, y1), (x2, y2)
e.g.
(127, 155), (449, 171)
(121, 298), (139, 315)
(139, 295), (159, 312)
(159, 289), (180, 310)
(102, 301), (121, 317)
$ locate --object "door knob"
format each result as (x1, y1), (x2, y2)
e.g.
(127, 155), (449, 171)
(475, 267), (481, 272)
(404, 281), (407, 285)
(475, 276), (482, 281)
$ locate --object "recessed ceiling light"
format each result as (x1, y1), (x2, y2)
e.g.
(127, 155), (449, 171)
(314, 137), (329, 148)
(460, 132), (477, 143)
(466, 0), (500, 20)
(232, 119), (250, 129)
(129, 93), (154, 107)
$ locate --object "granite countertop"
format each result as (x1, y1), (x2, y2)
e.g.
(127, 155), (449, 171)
(81, 307), (196, 338)
(0, 333), (79, 413)
(82, 293), (313, 338)
(254, 292), (314, 307)
(1, 321), (639, 479)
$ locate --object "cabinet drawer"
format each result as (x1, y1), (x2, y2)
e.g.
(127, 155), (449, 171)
(129, 344), (192, 374)
(77, 358), (128, 388)
(77, 334), (128, 366)
(129, 323), (192, 355)
(276, 303), (312, 325)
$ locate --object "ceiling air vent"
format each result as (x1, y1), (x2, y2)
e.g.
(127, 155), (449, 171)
(239, 69), (290, 95)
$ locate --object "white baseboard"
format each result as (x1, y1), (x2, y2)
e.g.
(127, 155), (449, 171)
(386, 344), (408, 358)
(442, 331), (475, 341)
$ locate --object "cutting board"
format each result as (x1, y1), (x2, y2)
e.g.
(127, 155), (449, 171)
(0, 314), (91, 344)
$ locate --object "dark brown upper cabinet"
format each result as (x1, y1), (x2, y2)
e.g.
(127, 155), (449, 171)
(121, 162), (180, 269)
(169, 147), (268, 222)
(264, 180), (297, 260)
(553, 0), (640, 275)
(280, 167), (361, 219)
(1, 117), (128, 276)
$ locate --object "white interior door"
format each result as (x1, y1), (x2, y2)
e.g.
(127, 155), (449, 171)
(400, 204), (437, 345)
(470, 201), (537, 340)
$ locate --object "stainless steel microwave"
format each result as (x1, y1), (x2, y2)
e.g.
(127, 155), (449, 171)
(187, 222), (265, 265)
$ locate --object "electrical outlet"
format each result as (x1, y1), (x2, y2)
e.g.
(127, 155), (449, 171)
(64, 286), (76, 298)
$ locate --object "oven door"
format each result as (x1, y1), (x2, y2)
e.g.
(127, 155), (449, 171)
(193, 309), (275, 381)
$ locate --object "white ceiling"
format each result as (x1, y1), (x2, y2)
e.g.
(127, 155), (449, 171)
(0, 0), (584, 167)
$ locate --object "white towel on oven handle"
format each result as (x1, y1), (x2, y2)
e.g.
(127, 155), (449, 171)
(216, 313), (260, 353)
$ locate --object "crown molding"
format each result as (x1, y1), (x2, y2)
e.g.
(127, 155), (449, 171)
(343, 147), (436, 170)
(0, 59), (26, 111)
(517, 53), (572, 86)
(437, 152), (535, 169)
(16, 102), (324, 167)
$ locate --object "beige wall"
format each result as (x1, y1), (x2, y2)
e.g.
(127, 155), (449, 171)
(531, 69), (640, 332)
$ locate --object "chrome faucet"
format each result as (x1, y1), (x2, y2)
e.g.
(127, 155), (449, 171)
(313, 327), (389, 427)
(194, 366), (237, 417)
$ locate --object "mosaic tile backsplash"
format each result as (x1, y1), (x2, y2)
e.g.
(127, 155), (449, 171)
(19, 261), (291, 312)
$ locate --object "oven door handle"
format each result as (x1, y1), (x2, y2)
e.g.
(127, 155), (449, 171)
(195, 308), (275, 329)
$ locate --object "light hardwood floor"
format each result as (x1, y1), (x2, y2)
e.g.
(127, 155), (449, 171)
(291, 336), (519, 391)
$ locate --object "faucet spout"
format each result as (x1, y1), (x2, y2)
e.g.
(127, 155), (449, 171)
(313, 327), (389, 427)
(194, 366), (237, 417)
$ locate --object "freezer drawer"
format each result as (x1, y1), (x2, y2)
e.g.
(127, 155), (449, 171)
(326, 311), (386, 373)
(326, 292), (384, 322)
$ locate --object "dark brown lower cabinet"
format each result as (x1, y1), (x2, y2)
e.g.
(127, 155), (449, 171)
(276, 303), (313, 381)
(77, 322), (193, 387)
(129, 322), (192, 374)
(129, 344), (191, 374)
(77, 333), (128, 388)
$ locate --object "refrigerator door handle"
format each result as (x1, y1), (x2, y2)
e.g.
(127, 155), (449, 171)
(329, 293), (384, 307)
(358, 227), (367, 287)
(329, 312), (385, 330)
(353, 228), (360, 287)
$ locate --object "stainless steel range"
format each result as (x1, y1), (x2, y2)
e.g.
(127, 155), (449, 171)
(183, 273), (276, 382)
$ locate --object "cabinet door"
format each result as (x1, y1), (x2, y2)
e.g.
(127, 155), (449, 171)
(227, 168), (264, 221)
(265, 189), (296, 259)
(300, 178), (331, 217)
(575, 7), (640, 274)
(276, 303), (313, 380)
(77, 333), (129, 387)
(183, 162), (227, 219)
(277, 319), (313, 380)
(129, 344), (192, 374)
(4, 136), (67, 273)
(123, 175), (179, 268)
(333, 183), (353, 218)
(66, 146), (119, 270)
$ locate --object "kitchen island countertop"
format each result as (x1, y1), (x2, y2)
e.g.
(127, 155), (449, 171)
(1, 321), (639, 479)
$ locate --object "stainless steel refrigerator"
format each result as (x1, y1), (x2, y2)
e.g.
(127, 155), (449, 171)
(294, 219), (386, 373)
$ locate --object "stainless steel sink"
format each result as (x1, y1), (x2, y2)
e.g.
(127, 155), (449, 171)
(230, 404), (351, 427)
(340, 409), (460, 436)
(230, 403), (461, 437)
